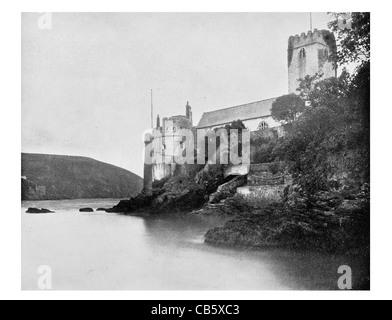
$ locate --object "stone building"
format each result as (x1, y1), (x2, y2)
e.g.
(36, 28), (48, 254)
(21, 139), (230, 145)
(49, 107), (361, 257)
(143, 29), (337, 191)
(288, 29), (337, 93)
(197, 98), (282, 132)
(197, 29), (336, 131)
(143, 102), (194, 192)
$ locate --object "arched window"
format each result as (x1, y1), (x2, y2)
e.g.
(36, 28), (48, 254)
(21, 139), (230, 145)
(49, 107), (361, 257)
(258, 121), (269, 131)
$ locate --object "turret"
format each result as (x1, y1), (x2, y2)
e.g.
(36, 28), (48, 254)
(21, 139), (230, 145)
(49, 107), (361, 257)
(156, 114), (160, 129)
(186, 101), (193, 125)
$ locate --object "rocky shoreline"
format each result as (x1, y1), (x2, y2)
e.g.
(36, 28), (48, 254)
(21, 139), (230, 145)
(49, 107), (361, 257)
(204, 198), (369, 255)
(107, 161), (370, 256)
(26, 208), (54, 214)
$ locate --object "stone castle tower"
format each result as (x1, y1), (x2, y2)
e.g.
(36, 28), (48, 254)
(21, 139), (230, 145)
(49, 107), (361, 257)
(288, 29), (337, 94)
(143, 102), (194, 193)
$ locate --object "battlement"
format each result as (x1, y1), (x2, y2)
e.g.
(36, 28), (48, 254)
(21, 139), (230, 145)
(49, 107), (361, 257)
(287, 29), (337, 93)
(288, 29), (336, 50)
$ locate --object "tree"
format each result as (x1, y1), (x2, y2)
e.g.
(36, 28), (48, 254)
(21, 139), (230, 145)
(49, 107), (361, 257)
(224, 119), (246, 131)
(204, 120), (247, 165)
(328, 12), (370, 67)
(271, 94), (306, 123)
(279, 68), (369, 193)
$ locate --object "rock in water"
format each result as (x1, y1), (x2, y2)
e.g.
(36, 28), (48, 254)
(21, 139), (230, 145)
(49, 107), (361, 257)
(26, 208), (54, 214)
(96, 208), (109, 212)
(79, 208), (94, 213)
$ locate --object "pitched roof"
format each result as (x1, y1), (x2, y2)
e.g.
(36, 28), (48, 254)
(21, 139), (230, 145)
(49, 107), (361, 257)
(197, 97), (277, 128)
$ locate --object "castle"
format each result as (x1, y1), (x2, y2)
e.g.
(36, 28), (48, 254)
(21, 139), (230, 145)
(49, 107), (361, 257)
(143, 29), (337, 192)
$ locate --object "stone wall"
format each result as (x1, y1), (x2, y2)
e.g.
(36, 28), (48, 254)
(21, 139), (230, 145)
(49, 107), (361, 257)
(152, 163), (173, 182)
(236, 162), (292, 205)
(224, 164), (250, 178)
(237, 185), (286, 203)
(288, 29), (336, 94)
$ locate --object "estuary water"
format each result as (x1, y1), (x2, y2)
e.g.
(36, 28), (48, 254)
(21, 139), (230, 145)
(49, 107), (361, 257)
(22, 199), (368, 290)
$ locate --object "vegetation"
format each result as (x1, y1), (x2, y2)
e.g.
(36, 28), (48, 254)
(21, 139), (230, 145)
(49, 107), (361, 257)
(328, 12), (370, 67)
(251, 131), (284, 164)
(271, 94), (306, 123)
(110, 14), (370, 265)
(209, 119), (247, 164)
(272, 13), (370, 194)
(22, 153), (143, 200)
(203, 13), (371, 264)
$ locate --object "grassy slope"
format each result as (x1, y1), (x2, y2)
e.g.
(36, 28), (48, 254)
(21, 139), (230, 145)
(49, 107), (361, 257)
(22, 153), (143, 200)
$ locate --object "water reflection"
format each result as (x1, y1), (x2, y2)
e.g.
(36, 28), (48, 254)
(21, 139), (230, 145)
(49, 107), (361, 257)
(142, 215), (369, 290)
(22, 200), (369, 290)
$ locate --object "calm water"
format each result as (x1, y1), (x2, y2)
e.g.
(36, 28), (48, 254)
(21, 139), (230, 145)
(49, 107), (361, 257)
(22, 199), (368, 290)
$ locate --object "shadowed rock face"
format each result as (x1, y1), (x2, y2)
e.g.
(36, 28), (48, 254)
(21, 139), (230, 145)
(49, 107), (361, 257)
(109, 164), (226, 214)
(209, 175), (247, 204)
(26, 208), (54, 214)
(22, 153), (143, 200)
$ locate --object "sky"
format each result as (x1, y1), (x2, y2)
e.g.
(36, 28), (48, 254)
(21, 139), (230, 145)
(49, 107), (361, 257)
(22, 12), (334, 177)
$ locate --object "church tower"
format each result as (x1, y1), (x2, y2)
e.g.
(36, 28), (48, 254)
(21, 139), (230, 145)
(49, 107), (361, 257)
(288, 29), (337, 94)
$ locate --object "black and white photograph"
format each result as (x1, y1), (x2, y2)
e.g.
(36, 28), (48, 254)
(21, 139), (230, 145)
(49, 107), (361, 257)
(3, 2), (392, 302)
(19, 12), (371, 292)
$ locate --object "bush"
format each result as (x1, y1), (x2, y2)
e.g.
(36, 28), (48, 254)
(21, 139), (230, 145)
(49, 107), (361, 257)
(279, 68), (370, 194)
(271, 93), (306, 123)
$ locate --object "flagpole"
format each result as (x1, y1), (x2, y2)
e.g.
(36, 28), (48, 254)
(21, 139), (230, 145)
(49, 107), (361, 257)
(310, 12), (313, 31)
(151, 89), (153, 129)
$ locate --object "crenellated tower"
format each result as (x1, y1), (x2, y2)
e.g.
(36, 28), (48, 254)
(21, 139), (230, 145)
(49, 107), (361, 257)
(288, 29), (337, 94)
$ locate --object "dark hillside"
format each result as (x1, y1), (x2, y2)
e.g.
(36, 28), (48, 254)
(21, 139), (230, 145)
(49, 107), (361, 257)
(22, 153), (143, 200)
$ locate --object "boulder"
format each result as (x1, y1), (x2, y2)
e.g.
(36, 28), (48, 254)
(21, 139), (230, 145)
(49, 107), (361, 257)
(26, 208), (54, 214)
(96, 208), (109, 212)
(107, 192), (156, 213)
(209, 175), (247, 204)
(79, 208), (94, 213)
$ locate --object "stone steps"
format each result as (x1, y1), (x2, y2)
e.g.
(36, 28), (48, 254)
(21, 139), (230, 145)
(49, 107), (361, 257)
(235, 162), (291, 204)
(248, 163), (287, 187)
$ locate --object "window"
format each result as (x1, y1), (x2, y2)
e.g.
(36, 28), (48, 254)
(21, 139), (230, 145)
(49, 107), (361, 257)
(300, 48), (306, 58)
(258, 121), (269, 131)
(323, 48), (329, 60)
(180, 136), (187, 150)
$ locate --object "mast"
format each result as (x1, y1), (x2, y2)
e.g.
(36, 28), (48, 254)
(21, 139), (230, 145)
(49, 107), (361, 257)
(151, 89), (153, 129)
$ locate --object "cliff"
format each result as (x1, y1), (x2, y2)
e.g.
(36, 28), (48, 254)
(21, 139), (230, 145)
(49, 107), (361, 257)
(21, 153), (143, 200)
(108, 164), (230, 214)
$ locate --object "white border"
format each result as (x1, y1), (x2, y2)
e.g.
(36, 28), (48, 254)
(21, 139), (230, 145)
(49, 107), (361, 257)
(1, 0), (391, 300)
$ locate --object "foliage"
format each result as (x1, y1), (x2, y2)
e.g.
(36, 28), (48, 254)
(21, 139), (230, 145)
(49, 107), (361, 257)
(251, 131), (284, 164)
(280, 68), (369, 193)
(267, 13), (371, 194)
(223, 119), (246, 131)
(210, 119), (246, 163)
(271, 94), (306, 123)
(328, 12), (370, 67)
